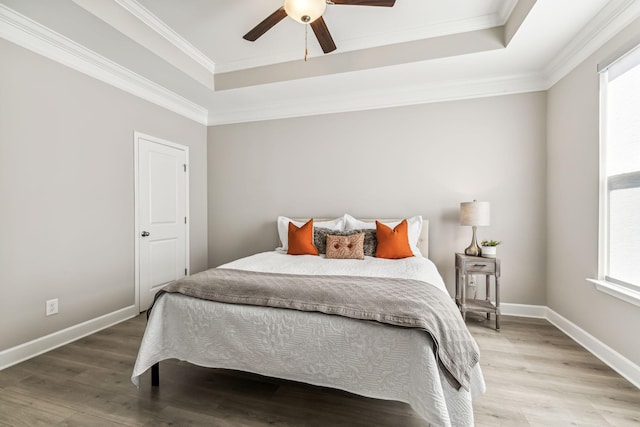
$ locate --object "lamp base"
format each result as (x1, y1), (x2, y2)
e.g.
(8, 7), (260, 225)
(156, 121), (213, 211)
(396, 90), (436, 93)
(464, 226), (482, 257)
(464, 244), (482, 257)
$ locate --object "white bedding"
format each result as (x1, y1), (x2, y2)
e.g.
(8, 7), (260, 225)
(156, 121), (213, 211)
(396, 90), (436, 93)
(132, 252), (485, 427)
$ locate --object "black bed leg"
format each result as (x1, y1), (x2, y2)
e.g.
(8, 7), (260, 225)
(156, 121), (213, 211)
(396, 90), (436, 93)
(151, 362), (159, 387)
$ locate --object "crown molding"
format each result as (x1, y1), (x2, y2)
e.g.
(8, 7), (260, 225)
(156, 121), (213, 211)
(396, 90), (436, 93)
(207, 72), (546, 126)
(114, 0), (216, 74)
(210, 0), (640, 126)
(544, 0), (640, 88)
(4, 1), (638, 128)
(0, 4), (208, 125)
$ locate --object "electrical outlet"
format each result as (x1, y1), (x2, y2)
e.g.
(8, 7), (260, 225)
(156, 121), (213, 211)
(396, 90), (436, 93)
(46, 298), (58, 316)
(469, 275), (476, 287)
(466, 275), (478, 299)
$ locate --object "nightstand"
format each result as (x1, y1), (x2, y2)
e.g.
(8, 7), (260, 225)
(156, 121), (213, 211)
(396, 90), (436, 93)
(455, 253), (501, 330)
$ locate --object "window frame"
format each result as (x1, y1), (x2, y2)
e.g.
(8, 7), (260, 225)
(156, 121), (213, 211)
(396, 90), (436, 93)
(590, 56), (640, 307)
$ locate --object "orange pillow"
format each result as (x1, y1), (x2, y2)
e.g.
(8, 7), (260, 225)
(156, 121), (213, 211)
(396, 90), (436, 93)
(287, 219), (319, 256)
(375, 219), (414, 259)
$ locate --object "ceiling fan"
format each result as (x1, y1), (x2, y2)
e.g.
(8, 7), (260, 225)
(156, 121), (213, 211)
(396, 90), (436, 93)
(243, 0), (396, 54)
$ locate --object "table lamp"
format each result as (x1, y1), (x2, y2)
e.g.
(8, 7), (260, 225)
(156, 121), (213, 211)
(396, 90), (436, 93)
(460, 200), (490, 256)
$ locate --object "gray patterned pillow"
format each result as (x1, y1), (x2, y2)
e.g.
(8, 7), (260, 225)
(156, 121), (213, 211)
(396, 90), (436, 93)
(314, 227), (377, 256)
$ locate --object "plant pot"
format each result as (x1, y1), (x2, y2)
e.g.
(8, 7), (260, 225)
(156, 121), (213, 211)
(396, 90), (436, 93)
(481, 246), (497, 258)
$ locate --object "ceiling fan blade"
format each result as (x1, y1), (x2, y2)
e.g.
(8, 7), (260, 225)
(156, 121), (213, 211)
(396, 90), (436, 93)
(243, 7), (288, 41)
(310, 17), (337, 54)
(329, 0), (396, 6)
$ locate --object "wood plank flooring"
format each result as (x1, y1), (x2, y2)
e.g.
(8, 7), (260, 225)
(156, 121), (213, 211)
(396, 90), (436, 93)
(0, 314), (638, 426)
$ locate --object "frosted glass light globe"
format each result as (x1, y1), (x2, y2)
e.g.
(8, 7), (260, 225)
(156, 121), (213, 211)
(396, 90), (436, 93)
(284, 0), (327, 24)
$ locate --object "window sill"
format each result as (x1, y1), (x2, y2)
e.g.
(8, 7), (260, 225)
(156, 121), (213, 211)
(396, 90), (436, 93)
(587, 279), (640, 307)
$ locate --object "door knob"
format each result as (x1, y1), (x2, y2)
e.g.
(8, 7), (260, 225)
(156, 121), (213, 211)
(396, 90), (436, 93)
(141, 231), (150, 237)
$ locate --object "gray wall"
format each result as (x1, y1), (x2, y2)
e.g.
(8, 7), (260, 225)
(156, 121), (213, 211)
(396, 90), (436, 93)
(547, 18), (640, 365)
(0, 39), (208, 351)
(208, 92), (548, 303)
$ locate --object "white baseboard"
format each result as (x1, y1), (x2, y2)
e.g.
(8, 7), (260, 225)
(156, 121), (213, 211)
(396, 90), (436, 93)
(2, 302), (639, 392)
(545, 308), (640, 390)
(501, 303), (548, 318)
(0, 305), (138, 371)
(500, 303), (640, 389)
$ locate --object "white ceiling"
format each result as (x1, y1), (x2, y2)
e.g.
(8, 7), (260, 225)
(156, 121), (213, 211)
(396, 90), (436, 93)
(134, 0), (518, 72)
(2, 0), (640, 125)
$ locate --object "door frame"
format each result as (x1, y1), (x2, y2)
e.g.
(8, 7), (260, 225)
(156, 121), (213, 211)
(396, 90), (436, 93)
(134, 131), (190, 312)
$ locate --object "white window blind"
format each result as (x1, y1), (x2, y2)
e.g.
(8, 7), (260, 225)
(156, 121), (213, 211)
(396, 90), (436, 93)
(599, 47), (640, 291)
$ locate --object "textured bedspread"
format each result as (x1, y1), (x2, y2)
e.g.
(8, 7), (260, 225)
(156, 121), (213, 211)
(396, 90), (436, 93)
(132, 252), (486, 426)
(154, 268), (479, 391)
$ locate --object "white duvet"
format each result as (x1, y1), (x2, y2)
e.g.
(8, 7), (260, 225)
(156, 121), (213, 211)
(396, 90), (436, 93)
(132, 252), (485, 427)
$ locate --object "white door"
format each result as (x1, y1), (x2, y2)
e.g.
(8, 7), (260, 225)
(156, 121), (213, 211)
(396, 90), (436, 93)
(136, 133), (189, 311)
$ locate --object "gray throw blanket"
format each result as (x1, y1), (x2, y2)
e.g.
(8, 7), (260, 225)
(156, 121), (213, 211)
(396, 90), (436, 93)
(152, 268), (480, 391)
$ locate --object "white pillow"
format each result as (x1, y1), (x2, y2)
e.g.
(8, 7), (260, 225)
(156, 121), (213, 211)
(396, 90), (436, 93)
(276, 215), (346, 251)
(344, 214), (423, 257)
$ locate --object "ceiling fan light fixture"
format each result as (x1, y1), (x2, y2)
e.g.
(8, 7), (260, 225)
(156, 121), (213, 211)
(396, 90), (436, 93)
(284, 0), (327, 24)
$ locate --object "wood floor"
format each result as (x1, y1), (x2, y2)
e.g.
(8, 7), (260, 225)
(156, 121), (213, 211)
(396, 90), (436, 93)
(0, 314), (639, 426)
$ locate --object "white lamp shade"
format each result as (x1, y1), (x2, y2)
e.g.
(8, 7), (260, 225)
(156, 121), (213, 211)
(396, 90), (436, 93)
(284, 0), (327, 23)
(460, 201), (490, 226)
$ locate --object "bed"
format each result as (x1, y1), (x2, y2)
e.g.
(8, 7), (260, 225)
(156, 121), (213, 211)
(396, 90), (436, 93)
(131, 216), (486, 427)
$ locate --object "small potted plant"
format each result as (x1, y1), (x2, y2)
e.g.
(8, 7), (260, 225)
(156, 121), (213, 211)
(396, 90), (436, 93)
(480, 240), (501, 258)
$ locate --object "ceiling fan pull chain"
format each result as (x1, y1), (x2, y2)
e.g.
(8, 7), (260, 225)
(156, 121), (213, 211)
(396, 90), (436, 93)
(304, 24), (309, 62)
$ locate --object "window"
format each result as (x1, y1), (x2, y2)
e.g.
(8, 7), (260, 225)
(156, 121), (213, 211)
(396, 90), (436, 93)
(593, 45), (640, 306)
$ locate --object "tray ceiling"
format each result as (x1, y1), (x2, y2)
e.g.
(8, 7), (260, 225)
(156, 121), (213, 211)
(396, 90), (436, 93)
(1, 0), (637, 124)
